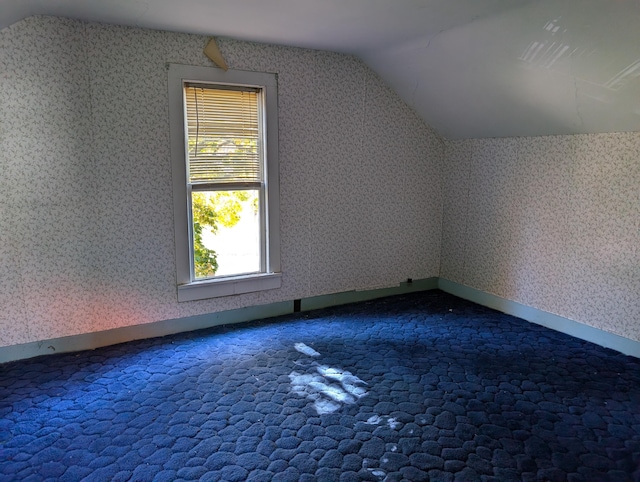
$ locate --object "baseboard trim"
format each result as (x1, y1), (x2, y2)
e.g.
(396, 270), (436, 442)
(438, 278), (640, 358)
(0, 278), (439, 364)
(301, 277), (439, 311)
(0, 301), (293, 365)
(3, 277), (638, 364)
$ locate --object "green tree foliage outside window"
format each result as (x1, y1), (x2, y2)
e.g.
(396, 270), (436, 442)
(191, 190), (251, 278)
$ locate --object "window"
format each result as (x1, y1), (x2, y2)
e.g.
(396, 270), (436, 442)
(169, 65), (281, 302)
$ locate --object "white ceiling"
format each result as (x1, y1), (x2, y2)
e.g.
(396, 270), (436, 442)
(2, 0), (640, 139)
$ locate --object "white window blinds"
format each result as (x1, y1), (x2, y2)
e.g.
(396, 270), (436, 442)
(185, 85), (261, 185)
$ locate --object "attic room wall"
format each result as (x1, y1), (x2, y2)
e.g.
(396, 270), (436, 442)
(441, 134), (640, 342)
(0, 17), (98, 345)
(0, 16), (443, 349)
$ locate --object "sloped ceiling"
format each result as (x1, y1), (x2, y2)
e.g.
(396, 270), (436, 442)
(1, 0), (639, 139)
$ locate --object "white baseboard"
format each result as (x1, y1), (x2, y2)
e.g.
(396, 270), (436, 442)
(2, 277), (638, 364)
(0, 301), (293, 365)
(0, 278), (439, 364)
(438, 278), (640, 358)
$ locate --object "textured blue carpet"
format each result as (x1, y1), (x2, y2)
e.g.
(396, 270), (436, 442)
(1, 291), (639, 481)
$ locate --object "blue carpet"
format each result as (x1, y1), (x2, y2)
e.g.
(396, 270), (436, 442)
(1, 291), (639, 481)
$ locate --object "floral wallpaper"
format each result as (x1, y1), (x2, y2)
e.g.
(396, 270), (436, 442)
(0, 16), (443, 347)
(2, 15), (637, 350)
(442, 133), (640, 342)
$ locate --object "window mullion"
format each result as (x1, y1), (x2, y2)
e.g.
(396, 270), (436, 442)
(191, 182), (263, 192)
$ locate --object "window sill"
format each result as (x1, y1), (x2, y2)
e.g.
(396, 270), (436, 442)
(177, 272), (282, 302)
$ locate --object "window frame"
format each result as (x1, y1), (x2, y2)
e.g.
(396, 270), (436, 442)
(168, 64), (281, 302)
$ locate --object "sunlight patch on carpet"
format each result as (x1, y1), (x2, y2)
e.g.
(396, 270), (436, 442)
(293, 342), (320, 357)
(289, 343), (368, 414)
(365, 414), (400, 430)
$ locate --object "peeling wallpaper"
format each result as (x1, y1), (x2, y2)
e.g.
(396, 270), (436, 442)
(442, 134), (640, 342)
(0, 16), (443, 347)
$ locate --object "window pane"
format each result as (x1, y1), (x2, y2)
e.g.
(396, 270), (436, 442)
(192, 190), (261, 279)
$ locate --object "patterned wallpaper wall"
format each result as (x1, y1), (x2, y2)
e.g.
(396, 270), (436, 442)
(0, 16), (444, 347)
(442, 134), (640, 342)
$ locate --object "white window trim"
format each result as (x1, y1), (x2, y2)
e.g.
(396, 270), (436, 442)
(168, 64), (281, 302)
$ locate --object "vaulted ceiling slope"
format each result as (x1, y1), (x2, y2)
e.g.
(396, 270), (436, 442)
(2, 0), (639, 139)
